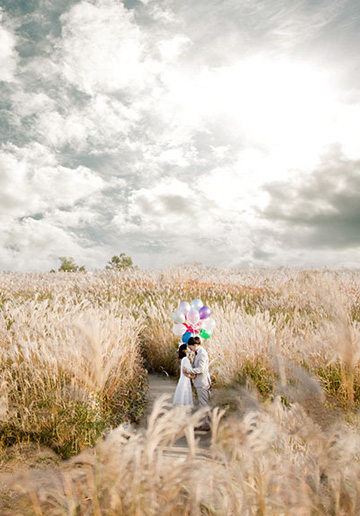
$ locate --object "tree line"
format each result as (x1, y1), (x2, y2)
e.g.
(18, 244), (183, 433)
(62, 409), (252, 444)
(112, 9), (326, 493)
(50, 253), (137, 272)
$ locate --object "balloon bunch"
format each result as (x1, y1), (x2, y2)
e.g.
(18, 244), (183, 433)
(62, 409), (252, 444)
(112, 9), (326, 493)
(172, 299), (215, 343)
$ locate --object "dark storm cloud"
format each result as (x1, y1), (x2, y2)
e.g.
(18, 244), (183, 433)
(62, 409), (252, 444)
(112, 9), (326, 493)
(261, 152), (360, 249)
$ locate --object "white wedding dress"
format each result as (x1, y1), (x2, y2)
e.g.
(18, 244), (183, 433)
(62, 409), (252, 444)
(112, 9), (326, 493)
(173, 356), (194, 406)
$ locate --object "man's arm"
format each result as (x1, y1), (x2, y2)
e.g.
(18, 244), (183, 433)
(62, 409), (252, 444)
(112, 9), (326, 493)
(183, 370), (196, 379)
(183, 352), (207, 376)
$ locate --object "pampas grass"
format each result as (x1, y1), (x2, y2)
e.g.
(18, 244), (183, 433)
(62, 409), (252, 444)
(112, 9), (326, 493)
(2, 397), (360, 515)
(0, 272), (148, 457)
(1, 266), (360, 514)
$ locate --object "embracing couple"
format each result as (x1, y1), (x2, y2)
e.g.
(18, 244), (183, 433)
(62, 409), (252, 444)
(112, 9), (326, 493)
(173, 335), (211, 431)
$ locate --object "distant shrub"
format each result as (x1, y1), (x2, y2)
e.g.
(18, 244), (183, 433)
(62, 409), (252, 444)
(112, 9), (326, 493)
(57, 256), (86, 272)
(106, 252), (137, 270)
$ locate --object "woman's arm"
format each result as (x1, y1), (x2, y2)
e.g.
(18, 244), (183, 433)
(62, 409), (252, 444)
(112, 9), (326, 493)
(182, 357), (196, 378)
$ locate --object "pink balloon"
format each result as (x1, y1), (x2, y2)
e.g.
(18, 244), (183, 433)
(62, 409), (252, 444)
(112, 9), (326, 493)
(187, 308), (200, 325)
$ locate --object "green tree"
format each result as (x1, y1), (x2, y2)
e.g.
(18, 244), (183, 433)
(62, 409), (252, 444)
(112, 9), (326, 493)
(58, 257), (86, 272)
(106, 252), (137, 270)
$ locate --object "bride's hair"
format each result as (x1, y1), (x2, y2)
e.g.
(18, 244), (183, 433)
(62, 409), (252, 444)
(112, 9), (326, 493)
(178, 343), (188, 359)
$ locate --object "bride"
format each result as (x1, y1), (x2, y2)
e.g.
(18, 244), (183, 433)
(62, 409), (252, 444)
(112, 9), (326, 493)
(173, 343), (196, 406)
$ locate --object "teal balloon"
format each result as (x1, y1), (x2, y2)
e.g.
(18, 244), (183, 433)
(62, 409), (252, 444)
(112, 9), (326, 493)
(182, 331), (193, 343)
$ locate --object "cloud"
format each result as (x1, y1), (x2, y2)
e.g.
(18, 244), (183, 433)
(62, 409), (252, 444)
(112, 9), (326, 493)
(113, 177), (198, 233)
(152, 0), (347, 66)
(11, 91), (140, 152)
(0, 13), (18, 82)
(0, 0), (360, 271)
(1, 216), (101, 271)
(57, 0), (151, 95)
(109, 173), (258, 268)
(0, 142), (104, 218)
(260, 149), (360, 250)
(157, 34), (192, 61)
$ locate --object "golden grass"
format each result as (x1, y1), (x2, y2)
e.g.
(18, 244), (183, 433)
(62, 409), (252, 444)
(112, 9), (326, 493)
(0, 272), (148, 456)
(1, 396), (360, 515)
(0, 266), (360, 514)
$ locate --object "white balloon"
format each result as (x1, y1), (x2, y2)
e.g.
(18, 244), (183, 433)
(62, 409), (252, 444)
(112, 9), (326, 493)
(201, 317), (215, 332)
(173, 323), (186, 336)
(178, 301), (191, 315)
(191, 299), (203, 311)
(172, 310), (185, 324)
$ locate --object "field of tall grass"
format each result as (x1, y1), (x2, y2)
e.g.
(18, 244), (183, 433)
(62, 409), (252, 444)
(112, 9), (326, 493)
(1, 265), (360, 515)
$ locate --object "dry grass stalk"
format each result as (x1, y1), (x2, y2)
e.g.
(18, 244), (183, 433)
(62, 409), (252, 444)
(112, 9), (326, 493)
(0, 267), (360, 513)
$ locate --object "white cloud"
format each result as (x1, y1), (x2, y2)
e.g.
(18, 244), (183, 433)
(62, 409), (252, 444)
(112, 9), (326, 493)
(37, 99), (126, 150)
(158, 147), (189, 167)
(0, 143), (104, 218)
(58, 0), (153, 95)
(159, 57), (342, 173)
(113, 177), (198, 233)
(11, 86), (142, 150)
(157, 34), (191, 61)
(1, 216), (93, 271)
(11, 91), (56, 118)
(0, 15), (18, 82)
(196, 166), (252, 210)
(0, 0), (360, 271)
(332, 103), (360, 160)
(5, 218), (78, 253)
(112, 174), (257, 263)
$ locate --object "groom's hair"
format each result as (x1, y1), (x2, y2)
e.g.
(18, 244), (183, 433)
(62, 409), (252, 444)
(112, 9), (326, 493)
(178, 344), (188, 359)
(188, 336), (201, 346)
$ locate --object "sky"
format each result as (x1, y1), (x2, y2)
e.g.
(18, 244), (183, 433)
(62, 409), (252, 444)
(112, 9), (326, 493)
(0, 0), (360, 271)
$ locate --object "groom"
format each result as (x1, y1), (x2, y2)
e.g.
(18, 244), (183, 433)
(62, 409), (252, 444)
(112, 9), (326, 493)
(183, 335), (211, 431)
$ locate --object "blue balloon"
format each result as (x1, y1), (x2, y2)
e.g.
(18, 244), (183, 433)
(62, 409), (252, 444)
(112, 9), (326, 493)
(182, 331), (193, 344)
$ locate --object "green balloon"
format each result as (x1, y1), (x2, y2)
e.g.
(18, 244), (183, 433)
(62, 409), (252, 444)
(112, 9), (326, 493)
(200, 328), (212, 339)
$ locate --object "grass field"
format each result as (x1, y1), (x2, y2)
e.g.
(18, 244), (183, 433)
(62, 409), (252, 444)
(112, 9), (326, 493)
(1, 266), (360, 514)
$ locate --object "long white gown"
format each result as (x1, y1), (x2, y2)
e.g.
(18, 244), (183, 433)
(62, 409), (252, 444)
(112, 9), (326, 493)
(173, 356), (194, 406)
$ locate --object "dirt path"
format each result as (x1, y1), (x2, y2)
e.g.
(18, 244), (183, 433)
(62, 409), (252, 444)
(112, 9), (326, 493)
(139, 373), (211, 460)
(141, 372), (177, 422)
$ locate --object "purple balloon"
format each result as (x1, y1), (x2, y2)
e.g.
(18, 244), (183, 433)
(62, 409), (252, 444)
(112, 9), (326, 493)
(199, 305), (211, 320)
